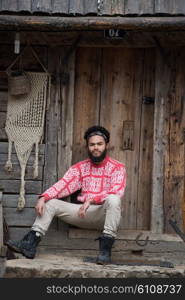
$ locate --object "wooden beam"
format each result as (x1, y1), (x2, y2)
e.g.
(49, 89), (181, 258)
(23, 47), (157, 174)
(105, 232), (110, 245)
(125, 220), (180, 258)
(58, 48), (75, 177)
(43, 47), (59, 189)
(0, 192), (3, 248)
(1, 15), (185, 31)
(0, 191), (7, 257)
(151, 49), (171, 234)
(150, 92), (165, 234)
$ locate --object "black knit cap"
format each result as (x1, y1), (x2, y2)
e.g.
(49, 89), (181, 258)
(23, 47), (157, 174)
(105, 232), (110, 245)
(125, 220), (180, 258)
(84, 125), (110, 143)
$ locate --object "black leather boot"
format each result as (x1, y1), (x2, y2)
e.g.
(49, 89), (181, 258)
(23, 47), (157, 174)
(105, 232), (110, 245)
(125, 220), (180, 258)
(96, 234), (115, 264)
(6, 230), (41, 259)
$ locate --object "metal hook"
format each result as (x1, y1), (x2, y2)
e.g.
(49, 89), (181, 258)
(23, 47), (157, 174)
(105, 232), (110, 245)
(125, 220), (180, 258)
(135, 232), (149, 247)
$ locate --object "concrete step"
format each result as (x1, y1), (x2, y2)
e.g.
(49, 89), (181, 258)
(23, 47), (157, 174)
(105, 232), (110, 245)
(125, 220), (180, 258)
(3, 253), (185, 278)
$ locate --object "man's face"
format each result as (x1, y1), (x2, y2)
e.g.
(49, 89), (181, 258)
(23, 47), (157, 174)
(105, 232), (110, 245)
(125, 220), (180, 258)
(87, 135), (108, 163)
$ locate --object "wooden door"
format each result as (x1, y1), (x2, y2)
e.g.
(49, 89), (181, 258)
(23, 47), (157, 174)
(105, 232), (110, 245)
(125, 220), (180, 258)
(72, 47), (155, 231)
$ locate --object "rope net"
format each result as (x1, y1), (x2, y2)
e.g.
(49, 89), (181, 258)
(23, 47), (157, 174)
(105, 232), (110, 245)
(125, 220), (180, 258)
(5, 72), (50, 210)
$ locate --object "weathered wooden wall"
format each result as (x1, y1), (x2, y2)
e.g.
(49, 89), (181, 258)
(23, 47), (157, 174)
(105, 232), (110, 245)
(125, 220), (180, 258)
(0, 31), (185, 253)
(70, 46), (154, 230)
(1, 0), (185, 16)
(151, 48), (185, 234)
(0, 45), (50, 241)
(159, 49), (185, 234)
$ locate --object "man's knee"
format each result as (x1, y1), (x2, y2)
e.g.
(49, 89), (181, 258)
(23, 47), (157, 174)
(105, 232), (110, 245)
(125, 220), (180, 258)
(45, 198), (61, 215)
(104, 194), (121, 208)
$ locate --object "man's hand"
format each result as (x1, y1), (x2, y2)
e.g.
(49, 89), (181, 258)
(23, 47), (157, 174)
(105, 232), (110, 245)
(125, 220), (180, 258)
(78, 199), (93, 218)
(35, 197), (45, 216)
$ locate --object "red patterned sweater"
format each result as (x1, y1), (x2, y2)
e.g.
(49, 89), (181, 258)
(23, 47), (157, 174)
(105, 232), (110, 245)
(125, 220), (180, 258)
(41, 156), (126, 204)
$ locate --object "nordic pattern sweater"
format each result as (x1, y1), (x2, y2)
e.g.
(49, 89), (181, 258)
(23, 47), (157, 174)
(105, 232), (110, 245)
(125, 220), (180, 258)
(41, 156), (126, 204)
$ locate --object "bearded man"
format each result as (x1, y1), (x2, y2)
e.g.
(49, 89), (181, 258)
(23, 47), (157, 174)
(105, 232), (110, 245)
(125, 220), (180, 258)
(6, 125), (127, 264)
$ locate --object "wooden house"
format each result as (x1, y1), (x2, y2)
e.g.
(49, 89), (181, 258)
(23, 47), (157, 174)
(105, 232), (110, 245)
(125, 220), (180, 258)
(1, 0), (185, 261)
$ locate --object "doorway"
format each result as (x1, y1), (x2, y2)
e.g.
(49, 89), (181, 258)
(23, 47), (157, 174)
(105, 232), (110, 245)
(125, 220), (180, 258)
(71, 47), (155, 230)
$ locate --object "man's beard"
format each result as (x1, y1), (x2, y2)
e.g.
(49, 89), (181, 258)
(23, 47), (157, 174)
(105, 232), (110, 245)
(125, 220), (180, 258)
(88, 149), (107, 163)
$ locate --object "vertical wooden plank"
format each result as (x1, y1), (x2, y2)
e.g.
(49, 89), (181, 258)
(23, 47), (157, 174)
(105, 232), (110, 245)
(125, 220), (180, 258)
(155, 0), (185, 15)
(155, 0), (173, 14)
(0, 191), (6, 267)
(1, 0), (18, 10)
(0, 192), (3, 248)
(0, 49), (8, 141)
(111, 0), (125, 15)
(100, 48), (144, 230)
(57, 47), (75, 233)
(18, 0), (31, 11)
(151, 99), (165, 233)
(181, 51), (185, 230)
(99, 0), (112, 15)
(69, 0), (83, 15)
(42, 47), (60, 238)
(43, 47), (59, 190)
(84, 0), (97, 15)
(72, 47), (101, 164)
(124, 0), (139, 15)
(151, 49), (170, 234)
(140, 0), (154, 15)
(137, 49), (155, 230)
(125, 0), (154, 15)
(53, 0), (69, 14)
(163, 51), (175, 234)
(58, 48), (75, 178)
(163, 49), (185, 233)
(32, 0), (52, 13)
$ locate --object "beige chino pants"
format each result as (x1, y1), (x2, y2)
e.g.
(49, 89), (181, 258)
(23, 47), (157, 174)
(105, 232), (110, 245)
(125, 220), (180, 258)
(31, 194), (121, 238)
